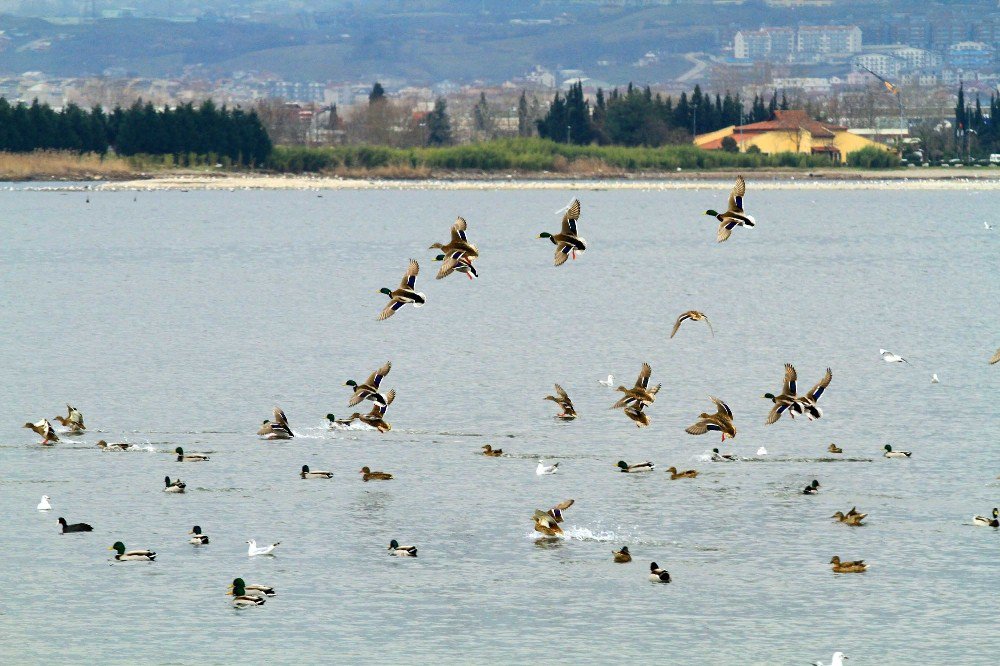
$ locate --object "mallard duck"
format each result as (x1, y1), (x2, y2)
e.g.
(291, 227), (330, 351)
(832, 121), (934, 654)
(613, 546), (632, 563)
(388, 539), (417, 557)
(764, 363), (798, 424)
(879, 348), (910, 364)
(109, 541), (156, 561)
(345, 361), (392, 408)
(686, 396), (737, 441)
(883, 444), (911, 458)
(670, 310), (714, 339)
(711, 448), (737, 462)
(429, 216), (479, 259)
(97, 440), (132, 451)
(648, 562), (671, 583)
(228, 578), (275, 598)
(972, 507), (999, 527)
(990, 347), (1000, 365)
(617, 460), (654, 473)
(828, 443), (843, 454)
(544, 384), (577, 420)
(790, 367), (832, 421)
(433, 251), (479, 280)
(164, 476), (186, 493)
(624, 402), (651, 428)
(189, 525), (209, 544)
(229, 579), (265, 607)
(612, 363), (660, 409)
(58, 517), (93, 533)
(532, 499), (574, 536)
(263, 406), (294, 439)
(175, 446), (209, 462)
(326, 413), (355, 427)
(832, 507), (867, 526)
(666, 466), (698, 479)
(829, 555), (867, 573)
(360, 466), (393, 481)
(802, 479), (820, 495)
(350, 389), (395, 432)
(536, 460), (559, 475)
(539, 198), (586, 266)
(247, 540), (280, 556)
(481, 444), (503, 457)
(38, 495), (51, 511)
(300, 464), (333, 479)
(378, 259), (426, 320)
(705, 175), (755, 242)
(23, 418), (59, 444)
(54, 404), (85, 433)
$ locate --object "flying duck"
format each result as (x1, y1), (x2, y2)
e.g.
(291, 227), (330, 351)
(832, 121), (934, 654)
(532, 499), (574, 536)
(539, 198), (586, 266)
(544, 384), (577, 420)
(612, 362), (660, 409)
(54, 404), (85, 433)
(705, 175), (755, 242)
(258, 406), (294, 439)
(345, 361), (392, 408)
(789, 368), (832, 421)
(686, 396), (737, 441)
(378, 259), (426, 320)
(433, 251), (479, 280)
(350, 389), (395, 432)
(670, 310), (714, 338)
(763, 363), (798, 424)
(429, 216), (479, 259)
(23, 418), (59, 444)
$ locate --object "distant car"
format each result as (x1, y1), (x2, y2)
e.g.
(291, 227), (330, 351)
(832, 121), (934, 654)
(990, 153), (1000, 164)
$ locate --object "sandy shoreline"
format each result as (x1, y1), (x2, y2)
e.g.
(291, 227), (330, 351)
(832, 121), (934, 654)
(8, 168), (1000, 191)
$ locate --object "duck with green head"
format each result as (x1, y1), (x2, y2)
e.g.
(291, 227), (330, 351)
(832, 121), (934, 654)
(378, 259), (426, 321)
(326, 413), (356, 427)
(539, 198), (586, 266)
(764, 363), (799, 424)
(388, 539), (418, 557)
(433, 251), (479, 280)
(429, 216), (479, 259)
(705, 175), (755, 242)
(175, 446), (209, 462)
(883, 444), (911, 458)
(109, 541), (156, 561)
(616, 460), (654, 473)
(345, 361), (391, 407)
(229, 578), (265, 607)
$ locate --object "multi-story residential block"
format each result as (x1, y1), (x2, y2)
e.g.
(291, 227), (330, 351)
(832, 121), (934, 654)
(947, 41), (995, 70)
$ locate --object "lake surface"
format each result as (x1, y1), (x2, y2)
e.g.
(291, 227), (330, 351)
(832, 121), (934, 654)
(0, 184), (997, 664)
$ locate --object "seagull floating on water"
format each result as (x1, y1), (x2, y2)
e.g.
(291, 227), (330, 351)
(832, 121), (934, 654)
(599, 374), (614, 387)
(536, 461), (559, 475)
(985, 221), (993, 230)
(37, 495), (51, 511)
(811, 651), (848, 666)
(756, 447), (768, 456)
(247, 539), (281, 556)
(879, 348), (910, 364)
(931, 373), (939, 383)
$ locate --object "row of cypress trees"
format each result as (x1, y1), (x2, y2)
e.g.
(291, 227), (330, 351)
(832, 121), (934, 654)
(0, 98), (272, 165)
(536, 83), (790, 147)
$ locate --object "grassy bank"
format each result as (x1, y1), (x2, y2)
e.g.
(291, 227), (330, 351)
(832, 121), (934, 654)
(265, 138), (900, 175)
(0, 151), (142, 181)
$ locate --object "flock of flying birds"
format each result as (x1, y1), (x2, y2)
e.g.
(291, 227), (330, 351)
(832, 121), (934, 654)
(23, 176), (1000, 616)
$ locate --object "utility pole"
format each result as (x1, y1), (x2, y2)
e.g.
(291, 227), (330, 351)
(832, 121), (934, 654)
(566, 124), (571, 144)
(693, 103), (697, 139)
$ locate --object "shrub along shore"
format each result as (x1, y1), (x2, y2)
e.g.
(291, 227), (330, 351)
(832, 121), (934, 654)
(0, 140), (915, 182)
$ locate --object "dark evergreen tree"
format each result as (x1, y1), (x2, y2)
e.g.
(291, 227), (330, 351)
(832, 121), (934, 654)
(426, 97), (452, 146)
(369, 82), (386, 105)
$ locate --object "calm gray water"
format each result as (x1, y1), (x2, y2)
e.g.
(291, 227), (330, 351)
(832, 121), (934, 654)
(0, 184), (997, 664)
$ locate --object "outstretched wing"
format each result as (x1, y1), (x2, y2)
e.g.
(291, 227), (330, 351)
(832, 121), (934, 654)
(436, 250), (465, 279)
(560, 199), (581, 235)
(378, 300), (404, 321)
(670, 312), (692, 339)
(553, 384), (570, 403)
(635, 362), (652, 389)
(273, 406), (289, 427)
(685, 420), (710, 435)
(717, 220), (736, 242)
(807, 368), (832, 402)
(399, 259), (419, 289)
(727, 175), (745, 213)
(710, 396), (733, 419)
(552, 499), (574, 512)
(765, 402), (788, 425)
(782, 363), (798, 397)
(990, 347), (1000, 365)
(364, 361), (391, 389)
(450, 216), (468, 243)
(553, 242), (573, 266)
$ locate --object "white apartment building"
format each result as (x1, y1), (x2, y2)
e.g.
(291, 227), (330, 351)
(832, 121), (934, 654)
(796, 25), (863, 56)
(735, 25), (861, 61)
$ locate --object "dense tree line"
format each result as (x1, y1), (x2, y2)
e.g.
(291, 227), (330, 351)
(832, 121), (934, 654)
(954, 83), (1000, 156)
(536, 83), (794, 147)
(0, 97), (272, 165)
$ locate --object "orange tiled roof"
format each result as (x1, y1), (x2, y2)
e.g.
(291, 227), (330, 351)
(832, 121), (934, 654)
(733, 110), (846, 138)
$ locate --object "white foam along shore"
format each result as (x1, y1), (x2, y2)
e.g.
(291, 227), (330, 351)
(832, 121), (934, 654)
(25, 170), (1000, 192)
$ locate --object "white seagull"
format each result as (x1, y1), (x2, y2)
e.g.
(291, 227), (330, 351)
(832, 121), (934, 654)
(536, 461), (559, 475)
(756, 447), (768, 456)
(599, 374), (614, 387)
(247, 539), (281, 556)
(37, 495), (51, 511)
(985, 221), (993, 230)
(811, 652), (848, 666)
(931, 373), (939, 383)
(879, 349), (910, 364)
